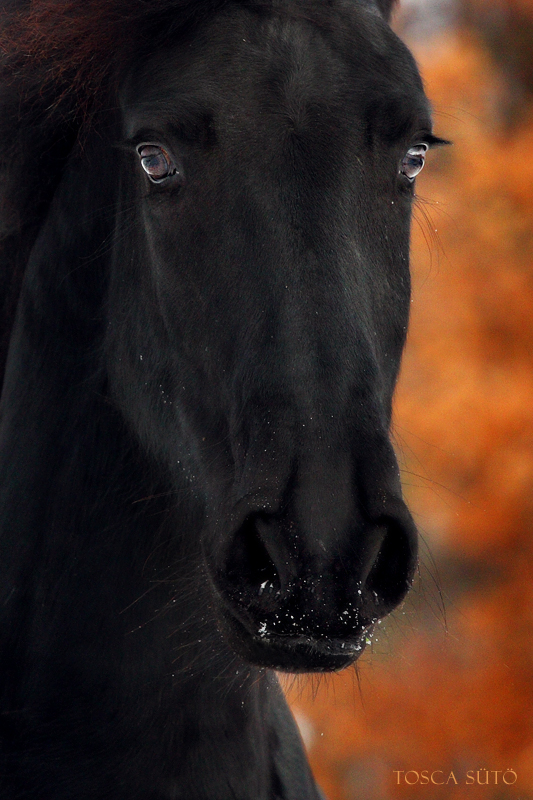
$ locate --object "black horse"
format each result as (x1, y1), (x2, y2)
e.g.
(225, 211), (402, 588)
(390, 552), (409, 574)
(0, 0), (444, 797)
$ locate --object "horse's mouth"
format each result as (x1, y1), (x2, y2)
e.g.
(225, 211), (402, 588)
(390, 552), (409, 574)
(251, 631), (368, 673)
(219, 607), (369, 673)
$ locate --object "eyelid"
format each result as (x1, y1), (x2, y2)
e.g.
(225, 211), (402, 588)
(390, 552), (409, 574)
(416, 133), (452, 149)
(121, 130), (174, 152)
(136, 142), (173, 158)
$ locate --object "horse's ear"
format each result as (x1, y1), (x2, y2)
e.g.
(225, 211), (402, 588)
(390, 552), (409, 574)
(374, 0), (398, 21)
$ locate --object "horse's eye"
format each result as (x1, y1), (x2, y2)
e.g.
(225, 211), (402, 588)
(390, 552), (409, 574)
(137, 144), (177, 183)
(400, 144), (428, 181)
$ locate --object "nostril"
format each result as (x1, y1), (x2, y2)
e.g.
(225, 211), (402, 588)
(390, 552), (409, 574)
(225, 514), (281, 603)
(365, 516), (417, 612)
(216, 502), (417, 653)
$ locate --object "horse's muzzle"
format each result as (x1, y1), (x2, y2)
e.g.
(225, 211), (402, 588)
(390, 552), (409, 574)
(208, 482), (418, 672)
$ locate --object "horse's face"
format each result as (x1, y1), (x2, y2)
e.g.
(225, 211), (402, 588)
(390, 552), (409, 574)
(111, 0), (430, 671)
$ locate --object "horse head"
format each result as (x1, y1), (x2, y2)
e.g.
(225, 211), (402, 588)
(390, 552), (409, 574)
(105, 0), (434, 672)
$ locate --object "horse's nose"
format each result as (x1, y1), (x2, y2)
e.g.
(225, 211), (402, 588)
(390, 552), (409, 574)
(221, 500), (416, 626)
(222, 505), (415, 622)
(213, 444), (417, 668)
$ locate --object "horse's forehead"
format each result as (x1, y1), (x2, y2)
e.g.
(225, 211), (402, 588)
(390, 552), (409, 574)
(123, 1), (425, 131)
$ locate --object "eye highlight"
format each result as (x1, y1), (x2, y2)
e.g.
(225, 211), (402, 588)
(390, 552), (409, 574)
(400, 143), (428, 182)
(137, 144), (178, 183)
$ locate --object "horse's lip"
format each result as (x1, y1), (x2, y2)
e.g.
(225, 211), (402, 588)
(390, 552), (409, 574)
(254, 631), (367, 657)
(251, 631), (368, 673)
(218, 607), (369, 673)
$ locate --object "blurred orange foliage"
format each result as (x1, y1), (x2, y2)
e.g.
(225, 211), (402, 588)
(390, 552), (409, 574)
(284, 27), (533, 800)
